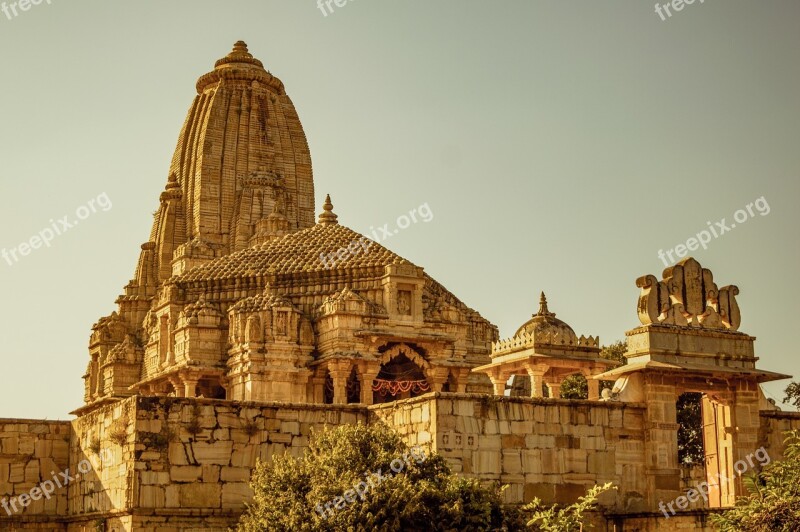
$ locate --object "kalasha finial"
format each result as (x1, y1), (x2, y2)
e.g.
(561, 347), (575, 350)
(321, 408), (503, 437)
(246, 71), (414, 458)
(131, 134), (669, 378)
(214, 40), (264, 69)
(318, 194), (339, 226)
(536, 291), (554, 317)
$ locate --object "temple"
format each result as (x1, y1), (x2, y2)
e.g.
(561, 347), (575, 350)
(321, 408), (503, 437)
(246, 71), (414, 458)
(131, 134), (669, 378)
(1, 43), (798, 532)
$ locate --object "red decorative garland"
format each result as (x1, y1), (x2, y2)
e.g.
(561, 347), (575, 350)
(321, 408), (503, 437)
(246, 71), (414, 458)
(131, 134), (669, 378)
(371, 379), (430, 397)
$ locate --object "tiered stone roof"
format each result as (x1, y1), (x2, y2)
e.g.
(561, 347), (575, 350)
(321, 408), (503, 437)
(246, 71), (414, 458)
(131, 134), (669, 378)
(177, 219), (411, 283)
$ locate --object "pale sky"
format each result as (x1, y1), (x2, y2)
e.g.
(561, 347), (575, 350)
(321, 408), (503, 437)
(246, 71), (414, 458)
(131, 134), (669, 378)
(1, 0), (798, 419)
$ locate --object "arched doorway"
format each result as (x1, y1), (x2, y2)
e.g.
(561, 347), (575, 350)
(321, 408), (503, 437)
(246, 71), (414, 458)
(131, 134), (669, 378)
(372, 352), (430, 404)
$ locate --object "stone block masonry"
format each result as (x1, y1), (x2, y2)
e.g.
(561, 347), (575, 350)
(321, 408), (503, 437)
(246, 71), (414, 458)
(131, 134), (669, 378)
(0, 419), (70, 516)
(369, 393), (649, 511)
(1, 394), (800, 530)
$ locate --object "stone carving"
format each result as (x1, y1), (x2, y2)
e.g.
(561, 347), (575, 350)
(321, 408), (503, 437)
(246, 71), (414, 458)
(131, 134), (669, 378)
(245, 315), (262, 343)
(397, 290), (412, 315)
(276, 311), (288, 336)
(636, 257), (740, 330)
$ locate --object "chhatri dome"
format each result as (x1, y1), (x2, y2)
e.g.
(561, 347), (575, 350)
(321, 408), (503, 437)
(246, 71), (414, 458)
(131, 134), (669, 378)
(474, 291), (615, 400)
(513, 292), (579, 343)
(78, 42), (498, 413)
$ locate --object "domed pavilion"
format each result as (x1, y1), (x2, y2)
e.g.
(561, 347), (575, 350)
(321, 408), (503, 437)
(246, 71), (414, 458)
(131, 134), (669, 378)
(473, 292), (618, 399)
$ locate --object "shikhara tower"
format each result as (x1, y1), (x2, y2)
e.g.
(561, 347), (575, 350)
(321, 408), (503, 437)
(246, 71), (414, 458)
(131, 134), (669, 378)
(79, 41), (496, 414)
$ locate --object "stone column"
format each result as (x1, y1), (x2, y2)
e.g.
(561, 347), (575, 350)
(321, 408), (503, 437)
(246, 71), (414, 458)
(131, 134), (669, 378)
(310, 372), (327, 404)
(586, 374), (600, 400)
(182, 375), (199, 398)
(546, 381), (562, 399)
(488, 370), (508, 396)
(526, 367), (545, 398)
(426, 367), (451, 393)
(454, 369), (470, 393)
(168, 377), (185, 397)
(358, 364), (381, 405)
(642, 373), (680, 509)
(328, 360), (351, 404)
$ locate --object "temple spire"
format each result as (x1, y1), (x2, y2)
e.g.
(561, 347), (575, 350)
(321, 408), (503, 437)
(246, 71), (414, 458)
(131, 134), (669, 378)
(536, 291), (555, 317)
(318, 194), (338, 226)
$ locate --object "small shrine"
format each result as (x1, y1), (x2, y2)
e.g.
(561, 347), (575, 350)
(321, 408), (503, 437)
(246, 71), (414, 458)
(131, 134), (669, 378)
(473, 293), (617, 399)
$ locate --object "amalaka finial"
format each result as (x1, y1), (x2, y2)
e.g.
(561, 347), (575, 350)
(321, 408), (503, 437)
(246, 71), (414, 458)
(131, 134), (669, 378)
(214, 40), (264, 70)
(318, 194), (339, 226)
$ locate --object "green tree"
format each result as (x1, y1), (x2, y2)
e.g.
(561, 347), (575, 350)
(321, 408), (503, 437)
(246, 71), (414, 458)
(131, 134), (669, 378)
(599, 340), (627, 365)
(711, 430), (800, 531)
(783, 382), (800, 411)
(677, 392), (704, 465)
(559, 340), (627, 400)
(559, 374), (588, 400)
(235, 422), (525, 531)
(524, 483), (615, 531)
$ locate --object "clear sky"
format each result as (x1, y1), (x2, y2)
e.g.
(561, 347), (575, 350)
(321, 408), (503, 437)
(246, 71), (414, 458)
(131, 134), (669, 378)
(0, 0), (798, 419)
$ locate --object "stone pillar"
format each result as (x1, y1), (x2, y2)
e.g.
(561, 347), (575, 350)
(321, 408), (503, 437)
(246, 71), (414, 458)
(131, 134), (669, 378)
(426, 367), (451, 393)
(310, 373), (327, 404)
(168, 377), (185, 397)
(546, 381), (562, 399)
(328, 360), (351, 405)
(526, 368), (545, 398)
(182, 376), (199, 398)
(642, 374), (680, 508)
(586, 375), (600, 400)
(488, 370), (508, 396)
(358, 365), (381, 405)
(454, 369), (470, 393)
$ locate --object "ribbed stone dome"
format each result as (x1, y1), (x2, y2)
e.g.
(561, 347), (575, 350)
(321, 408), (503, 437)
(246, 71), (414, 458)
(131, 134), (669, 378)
(513, 292), (578, 343)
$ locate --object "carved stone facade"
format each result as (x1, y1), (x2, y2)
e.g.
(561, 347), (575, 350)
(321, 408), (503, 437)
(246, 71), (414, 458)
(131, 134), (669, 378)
(1, 44), (797, 532)
(77, 43), (496, 419)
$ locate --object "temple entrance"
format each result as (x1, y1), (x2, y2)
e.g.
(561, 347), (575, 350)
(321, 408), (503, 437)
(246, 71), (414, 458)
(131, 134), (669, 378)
(372, 353), (430, 404)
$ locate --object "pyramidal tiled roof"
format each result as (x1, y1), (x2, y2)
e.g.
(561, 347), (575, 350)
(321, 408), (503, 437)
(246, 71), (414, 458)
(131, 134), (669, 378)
(177, 223), (413, 283)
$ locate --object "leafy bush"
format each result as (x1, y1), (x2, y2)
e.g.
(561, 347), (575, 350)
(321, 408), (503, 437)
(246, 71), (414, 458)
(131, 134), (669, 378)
(524, 483), (614, 532)
(235, 422), (524, 531)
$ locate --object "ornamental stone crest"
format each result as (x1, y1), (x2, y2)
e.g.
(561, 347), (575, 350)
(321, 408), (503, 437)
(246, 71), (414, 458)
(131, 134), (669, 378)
(636, 257), (741, 330)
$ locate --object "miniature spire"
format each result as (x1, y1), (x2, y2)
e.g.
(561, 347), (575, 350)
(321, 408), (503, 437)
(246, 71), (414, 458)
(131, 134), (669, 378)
(318, 194), (339, 226)
(536, 291), (555, 317)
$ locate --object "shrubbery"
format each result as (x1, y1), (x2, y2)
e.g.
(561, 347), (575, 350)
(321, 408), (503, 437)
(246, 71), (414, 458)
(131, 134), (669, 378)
(235, 423), (612, 532)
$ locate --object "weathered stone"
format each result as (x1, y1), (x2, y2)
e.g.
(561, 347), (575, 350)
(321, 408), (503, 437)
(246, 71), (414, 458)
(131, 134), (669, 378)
(179, 483), (220, 508)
